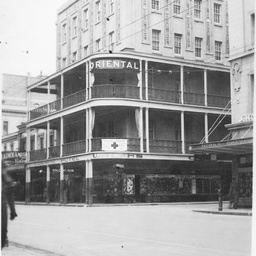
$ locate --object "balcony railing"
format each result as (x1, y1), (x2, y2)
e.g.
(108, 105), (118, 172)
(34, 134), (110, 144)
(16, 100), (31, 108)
(30, 105), (48, 120)
(91, 137), (140, 152)
(30, 149), (47, 161)
(149, 139), (182, 154)
(49, 99), (61, 113)
(92, 84), (140, 99)
(148, 88), (181, 103)
(63, 140), (86, 156)
(49, 146), (60, 158)
(184, 92), (205, 106)
(207, 94), (230, 108)
(63, 89), (87, 109)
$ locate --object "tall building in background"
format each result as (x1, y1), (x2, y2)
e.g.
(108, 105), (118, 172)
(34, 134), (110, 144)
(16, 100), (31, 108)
(12, 0), (233, 205)
(190, 0), (254, 207)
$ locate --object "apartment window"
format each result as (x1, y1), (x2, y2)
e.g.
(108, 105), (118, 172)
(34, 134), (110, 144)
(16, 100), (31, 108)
(214, 3), (221, 24)
(174, 34), (182, 55)
(251, 13), (255, 47)
(96, 39), (101, 52)
(50, 135), (54, 147)
(84, 46), (88, 57)
(174, 0), (181, 15)
(72, 51), (77, 62)
(195, 37), (202, 57)
(249, 74), (254, 113)
(62, 23), (67, 44)
(96, 1), (101, 23)
(110, 0), (114, 14)
(3, 121), (8, 136)
(152, 0), (160, 11)
(72, 16), (78, 37)
(215, 41), (222, 61)
(152, 30), (160, 51)
(84, 9), (89, 30)
(194, 0), (202, 19)
(10, 142), (14, 151)
(40, 137), (44, 149)
(4, 144), (7, 151)
(109, 32), (114, 52)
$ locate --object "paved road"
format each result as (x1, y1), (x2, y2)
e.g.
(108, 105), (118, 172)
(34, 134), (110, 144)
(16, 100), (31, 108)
(3, 203), (252, 256)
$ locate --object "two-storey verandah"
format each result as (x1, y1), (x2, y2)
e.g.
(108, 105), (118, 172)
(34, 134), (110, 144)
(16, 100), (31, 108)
(25, 53), (232, 204)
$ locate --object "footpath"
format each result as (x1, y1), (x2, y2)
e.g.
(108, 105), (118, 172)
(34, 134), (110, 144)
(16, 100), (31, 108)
(2, 202), (252, 256)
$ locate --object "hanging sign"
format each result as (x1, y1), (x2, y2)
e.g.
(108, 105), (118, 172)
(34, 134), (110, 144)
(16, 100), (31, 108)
(102, 139), (127, 151)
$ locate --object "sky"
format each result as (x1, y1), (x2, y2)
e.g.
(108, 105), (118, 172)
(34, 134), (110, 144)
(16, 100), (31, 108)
(0, 0), (67, 78)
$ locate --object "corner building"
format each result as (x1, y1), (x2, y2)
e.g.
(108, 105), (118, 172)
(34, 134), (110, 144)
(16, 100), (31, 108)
(25, 0), (232, 204)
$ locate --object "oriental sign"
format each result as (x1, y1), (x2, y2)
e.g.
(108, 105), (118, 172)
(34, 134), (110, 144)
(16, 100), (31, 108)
(90, 59), (139, 71)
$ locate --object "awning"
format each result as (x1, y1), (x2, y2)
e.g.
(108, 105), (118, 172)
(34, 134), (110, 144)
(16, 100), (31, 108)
(189, 137), (253, 155)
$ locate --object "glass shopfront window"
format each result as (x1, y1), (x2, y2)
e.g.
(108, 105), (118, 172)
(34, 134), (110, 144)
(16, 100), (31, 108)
(50, 168), (60, 202)
(31, 169), (47, 202)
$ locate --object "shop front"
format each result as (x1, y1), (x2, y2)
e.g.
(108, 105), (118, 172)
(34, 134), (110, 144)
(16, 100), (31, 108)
(92, 159), (231, 204)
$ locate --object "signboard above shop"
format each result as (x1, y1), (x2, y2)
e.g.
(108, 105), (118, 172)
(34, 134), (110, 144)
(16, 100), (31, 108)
(2, 151), (26, 165)
(90, 59), (139, 71)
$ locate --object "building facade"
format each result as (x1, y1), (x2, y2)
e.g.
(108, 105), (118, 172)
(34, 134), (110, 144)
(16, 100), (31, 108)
(190, 0), (254, 207)
(21, 0), (232, 204)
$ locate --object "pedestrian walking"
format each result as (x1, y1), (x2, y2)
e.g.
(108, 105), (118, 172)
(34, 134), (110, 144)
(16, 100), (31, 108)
(1, 161), (18, 249)
(228, 178), (239, 209)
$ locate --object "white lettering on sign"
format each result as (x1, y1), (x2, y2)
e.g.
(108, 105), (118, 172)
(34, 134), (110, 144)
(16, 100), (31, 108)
(240, 114), (253, 122)
(90, 59), (139, 70)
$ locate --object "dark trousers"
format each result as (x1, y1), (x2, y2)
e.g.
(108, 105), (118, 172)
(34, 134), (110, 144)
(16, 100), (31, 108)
(1, 200), (8, 249)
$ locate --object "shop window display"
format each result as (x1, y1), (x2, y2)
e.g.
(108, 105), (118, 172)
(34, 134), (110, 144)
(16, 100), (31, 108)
(31, 170), (47, 202)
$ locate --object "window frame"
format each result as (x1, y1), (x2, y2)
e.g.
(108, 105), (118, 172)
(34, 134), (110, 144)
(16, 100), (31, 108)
(173, 0), (181, 15)
(83, 8), (89, 31)
(174, 34), (182, 55)
(152, 0), (160, 11)
(214, 3), (221, 24)
(72, 16), (78, 37)
(109, 0), (114, 14)
(96, 39), (101, 52)
(62, 23), (67, 44)
(215, 41), (222, 61)
(152, 29), (161, 51)
(195, 37), (202, 58)
(109, 32), (114, 51)
(96, 0), (101, 23)
(194, 0), (202, 20)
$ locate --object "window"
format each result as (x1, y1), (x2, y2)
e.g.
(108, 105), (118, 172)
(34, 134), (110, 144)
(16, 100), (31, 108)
(110, 0), (114, 14)
(174, 34), (182, 55)
(109, 32), (114, 52)
(72, 16), (78, 37)
(214, 3), (221, 24)
(96, 39), (101, 52)
(99, 121), (115, 137)
(215, 41), (222, 61)
(96, 1), (101, 22)
(195, 37), (202, 57)
(50, 135), (54, 147)
(84, 9), (89, 30)
(152, 0), (159, 11)
(3, 121), (8, 136)
(62, 23), (67, 44)
(40, 137), (44, 149)
(174, 0), (181, 15)
(152, 30), (160, 51)
(84, 46), (88, 57)
(4, 144), (7, 151)
(249, 74), (254, 113)
(194, 0), (202, 19)
(72, 51), (77, 62)
(251, 13), (255, 47)
(10, 142), (14, 151)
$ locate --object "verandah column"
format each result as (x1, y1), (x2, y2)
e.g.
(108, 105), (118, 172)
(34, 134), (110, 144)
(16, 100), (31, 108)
(181, 111), (185, 154)
(204, 69), (208, 106)
(60, 164), (65, 204)
(145, 108), (149, 153)
(86, 160), (93, 205)
(180, 65), (184, 104)
(205, 113), (209, 143)
(46, 165), (50, 204)
(25, 167), (31, 203)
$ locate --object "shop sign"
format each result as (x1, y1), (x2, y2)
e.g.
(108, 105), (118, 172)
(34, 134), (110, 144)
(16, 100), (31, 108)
(239, 114), (253, 122)
(102, 139), (127, 151)
(61, 157), (80, 163)
(90, 59), (139, 70)
(52, 169), (75, 173)
(2, 151), (26, 165)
